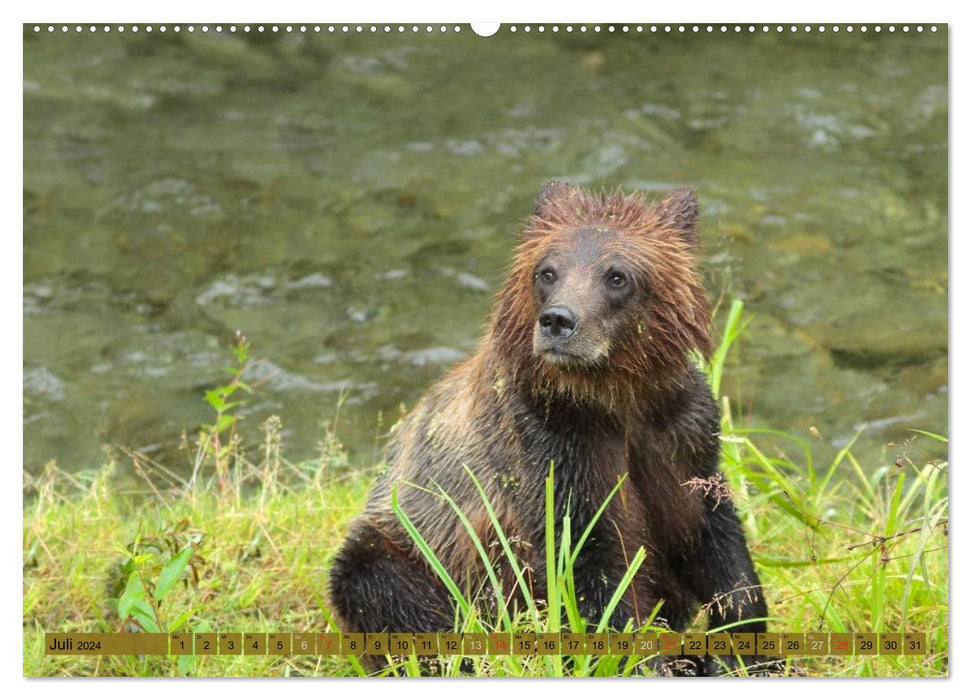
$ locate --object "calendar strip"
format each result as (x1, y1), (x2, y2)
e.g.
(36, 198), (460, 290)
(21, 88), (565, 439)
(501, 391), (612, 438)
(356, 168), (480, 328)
(45, 631), (928, 656)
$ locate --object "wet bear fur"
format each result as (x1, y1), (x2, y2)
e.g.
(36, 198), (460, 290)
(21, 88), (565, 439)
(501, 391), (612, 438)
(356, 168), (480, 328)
(328, 183), (770, 675)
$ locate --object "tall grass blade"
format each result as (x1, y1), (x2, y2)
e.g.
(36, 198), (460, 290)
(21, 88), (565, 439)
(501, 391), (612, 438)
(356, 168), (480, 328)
(462, 466), (541, 625)
(390, 482), (473, 621)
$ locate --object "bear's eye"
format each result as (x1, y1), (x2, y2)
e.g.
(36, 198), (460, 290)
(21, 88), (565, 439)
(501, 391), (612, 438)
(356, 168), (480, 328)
(607, 271), (627, 288)
(536, 269), (556, 284)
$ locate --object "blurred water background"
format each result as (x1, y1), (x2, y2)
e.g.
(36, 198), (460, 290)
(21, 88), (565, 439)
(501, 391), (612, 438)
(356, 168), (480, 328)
(23, 27), (947, 481)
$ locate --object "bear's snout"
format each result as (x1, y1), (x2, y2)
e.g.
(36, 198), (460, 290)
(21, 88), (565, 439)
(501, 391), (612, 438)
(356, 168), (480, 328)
(534, 304), (608, 368)
(538, 305), (578, 339)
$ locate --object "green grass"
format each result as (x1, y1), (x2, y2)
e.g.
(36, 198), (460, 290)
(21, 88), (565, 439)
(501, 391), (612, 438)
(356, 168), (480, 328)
(22, 301), (948, 677)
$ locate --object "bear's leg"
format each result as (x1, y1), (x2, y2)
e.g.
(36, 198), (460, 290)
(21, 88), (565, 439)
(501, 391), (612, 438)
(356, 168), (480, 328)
(569, 553), (708, 677)
(569, 539), (707, 676)
(329, 520), (456, 671)
(673, 493), (777, 675)
(570, 544), (636, 632)
(685, 497), (767, 629)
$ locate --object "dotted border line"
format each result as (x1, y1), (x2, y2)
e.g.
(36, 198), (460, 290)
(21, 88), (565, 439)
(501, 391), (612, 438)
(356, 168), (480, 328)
(30, 24), (940, 35)
(30, 24), (463, 34)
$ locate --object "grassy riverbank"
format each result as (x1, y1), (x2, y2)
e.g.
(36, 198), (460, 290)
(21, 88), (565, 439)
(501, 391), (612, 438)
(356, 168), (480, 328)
(22, 304), (948, 677)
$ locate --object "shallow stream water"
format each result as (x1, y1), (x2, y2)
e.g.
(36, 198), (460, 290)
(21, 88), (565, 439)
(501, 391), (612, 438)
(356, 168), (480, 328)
(23, 27), (948, 480)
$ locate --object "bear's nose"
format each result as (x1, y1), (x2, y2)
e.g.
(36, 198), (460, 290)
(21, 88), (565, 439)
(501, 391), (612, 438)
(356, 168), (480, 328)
(539, 306), (579, 339)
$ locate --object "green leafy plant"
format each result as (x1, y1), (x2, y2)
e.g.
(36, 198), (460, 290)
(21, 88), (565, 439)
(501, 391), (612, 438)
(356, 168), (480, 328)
(111, 519), (205, 635)
(109, 519), (206, 675)
(194, 331), (253, 494)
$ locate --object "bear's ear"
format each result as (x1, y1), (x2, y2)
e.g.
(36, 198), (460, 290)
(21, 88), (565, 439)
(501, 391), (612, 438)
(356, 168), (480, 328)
(656, 187), (700, 246)
(532, 181), (578, 219)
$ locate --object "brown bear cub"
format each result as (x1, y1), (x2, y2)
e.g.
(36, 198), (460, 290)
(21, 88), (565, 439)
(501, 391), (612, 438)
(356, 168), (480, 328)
(329, 183), (769, 675)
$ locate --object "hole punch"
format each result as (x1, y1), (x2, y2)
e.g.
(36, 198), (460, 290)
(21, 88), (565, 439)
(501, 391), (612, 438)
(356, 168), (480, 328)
(471, 23), (500, 37)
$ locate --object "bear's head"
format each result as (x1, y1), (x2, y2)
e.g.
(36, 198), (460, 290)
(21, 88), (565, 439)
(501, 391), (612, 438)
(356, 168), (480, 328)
(490, 182), (713, 409)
